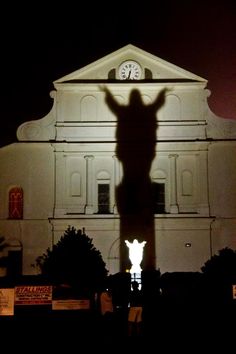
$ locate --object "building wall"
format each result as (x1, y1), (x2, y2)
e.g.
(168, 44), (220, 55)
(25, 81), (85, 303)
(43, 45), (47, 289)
(0, 143), (55, 274)
(56, 86), (204, 123)
(53, 142), (210, 217)
(155, 218), (212, 273)
(1, 46), (236, 275)
(0, 143), (54, 219)
(1, 140), (236, 275)
(50, 217), (213, 275)
(208, 142), (236, 217)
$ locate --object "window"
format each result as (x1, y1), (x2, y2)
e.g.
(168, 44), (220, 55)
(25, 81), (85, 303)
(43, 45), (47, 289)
(98, 183), (110, 214)
(8, 187), (23, 219)
(152, 182), (165, 214)
(108, 68), (116, 79)
(144, 68), (153, 79)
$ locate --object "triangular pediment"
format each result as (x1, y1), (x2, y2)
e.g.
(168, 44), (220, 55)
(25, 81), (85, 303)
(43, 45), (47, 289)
(54, 44), (207, 83)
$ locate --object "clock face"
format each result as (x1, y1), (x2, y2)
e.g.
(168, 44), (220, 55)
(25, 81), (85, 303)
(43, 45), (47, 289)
(118, 60), (142, 80)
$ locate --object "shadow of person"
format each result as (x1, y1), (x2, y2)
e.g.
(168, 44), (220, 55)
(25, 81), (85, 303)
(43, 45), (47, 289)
(100, 86), (168, 271)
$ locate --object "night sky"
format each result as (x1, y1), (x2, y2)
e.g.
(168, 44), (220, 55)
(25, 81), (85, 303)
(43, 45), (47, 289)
(1, 1), (235, 147)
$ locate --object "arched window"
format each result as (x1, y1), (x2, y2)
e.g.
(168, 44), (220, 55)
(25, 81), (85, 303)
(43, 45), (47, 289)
(181, 170), (193, 196)
(81, 95), (97, 121)
(97, 171), (111, 214)
(151, 170), (167, 214)
(8, 187), (23, 219)
(98, 184), (110, 214)
(152, 182), (166, 214)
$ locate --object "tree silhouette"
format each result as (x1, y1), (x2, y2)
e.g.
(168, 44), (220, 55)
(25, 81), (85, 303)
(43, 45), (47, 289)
(201, 247), (236, 303)
(34, 226), (108, 294)
(201, 247), (236, 282)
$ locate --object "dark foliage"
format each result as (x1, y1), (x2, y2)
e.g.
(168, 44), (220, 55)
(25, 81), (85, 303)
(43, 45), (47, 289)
(34, 226), (108, 294)
(201, 247), (236, 282)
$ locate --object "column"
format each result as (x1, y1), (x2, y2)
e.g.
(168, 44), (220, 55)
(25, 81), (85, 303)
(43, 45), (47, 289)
(169, 154), (179, 213)
(196, 151), (210, 215)
(84, 155), (94, 214)
(112, 155), (120, 214)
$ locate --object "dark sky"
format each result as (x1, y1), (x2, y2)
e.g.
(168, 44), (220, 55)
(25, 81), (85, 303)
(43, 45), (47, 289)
(1, 1), (236, 147)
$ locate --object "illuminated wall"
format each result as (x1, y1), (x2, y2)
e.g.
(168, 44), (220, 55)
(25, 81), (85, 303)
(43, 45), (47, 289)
(0, 45), (236, 274)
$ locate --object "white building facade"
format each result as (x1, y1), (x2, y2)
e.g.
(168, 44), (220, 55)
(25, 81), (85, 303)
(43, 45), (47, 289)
(1, 45), (236, 275)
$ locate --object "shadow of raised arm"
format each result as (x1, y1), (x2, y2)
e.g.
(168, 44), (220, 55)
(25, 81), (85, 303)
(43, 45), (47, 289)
(99, 85), (121, 114)
(151, 88), (170, 112)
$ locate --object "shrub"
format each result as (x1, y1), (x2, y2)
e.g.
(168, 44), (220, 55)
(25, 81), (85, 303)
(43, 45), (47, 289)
(201, 247), (236, 282)
(34, 226), (108, 294)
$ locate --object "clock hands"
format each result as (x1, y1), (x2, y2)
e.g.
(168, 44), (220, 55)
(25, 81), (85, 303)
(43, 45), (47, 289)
(118, 61), (142, 80)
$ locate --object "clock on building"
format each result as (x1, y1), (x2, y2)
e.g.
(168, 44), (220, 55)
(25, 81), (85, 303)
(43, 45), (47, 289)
(118, 60), (142, 80)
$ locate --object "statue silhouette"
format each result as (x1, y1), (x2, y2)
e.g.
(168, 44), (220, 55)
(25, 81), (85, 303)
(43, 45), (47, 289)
(101, 86), (167, 271)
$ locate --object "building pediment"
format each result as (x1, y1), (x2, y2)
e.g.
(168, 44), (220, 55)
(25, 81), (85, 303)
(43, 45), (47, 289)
(54, 44), (207, 84)
(16, 44), (236, 142)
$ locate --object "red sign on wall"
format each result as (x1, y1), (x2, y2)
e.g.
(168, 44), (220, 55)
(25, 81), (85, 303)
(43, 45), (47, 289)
(233, 285), (236, 300)
(15, 286), (52, 305)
